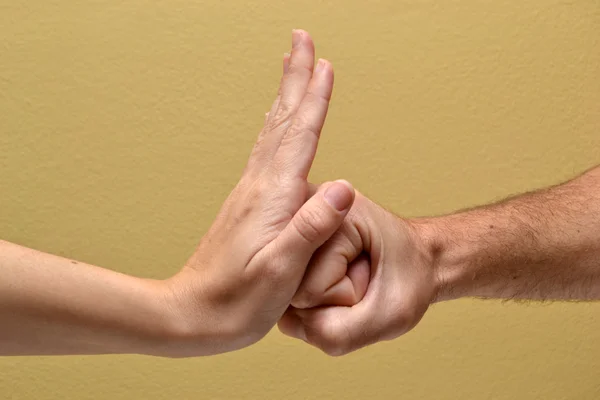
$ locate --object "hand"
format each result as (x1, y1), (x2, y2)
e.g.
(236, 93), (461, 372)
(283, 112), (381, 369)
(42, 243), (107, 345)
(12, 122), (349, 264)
(164, 30), (355, 356)
(279, 189), (439, 356)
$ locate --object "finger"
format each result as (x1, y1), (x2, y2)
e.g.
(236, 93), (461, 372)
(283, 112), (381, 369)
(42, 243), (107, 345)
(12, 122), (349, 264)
(291, 227), (360, 309)
(265, 52), (291, 126)
(246, 52), (292, 172)
(275, 30), (315, 123)
(293, 253), (370, 309)
(345, 254), (371, 302)
(278, 303), (379, 357)
(273, 58), (334, 179)
(277, 306), (307, 342)
(268, 180), (355, 285)
(257, 31), (316, 165)
(319, 254), (370, 306)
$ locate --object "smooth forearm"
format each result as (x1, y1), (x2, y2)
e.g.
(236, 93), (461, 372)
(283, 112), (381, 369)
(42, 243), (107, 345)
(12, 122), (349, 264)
(0, 240), (185, 356)
(415, 166), (600, 301)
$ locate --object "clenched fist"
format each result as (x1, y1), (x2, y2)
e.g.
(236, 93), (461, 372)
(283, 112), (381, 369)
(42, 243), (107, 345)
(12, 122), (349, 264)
(280, 189), (439, 356)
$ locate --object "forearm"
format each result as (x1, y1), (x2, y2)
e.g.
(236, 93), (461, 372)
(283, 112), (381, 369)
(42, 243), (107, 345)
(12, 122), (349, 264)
(0, 240), (182, 356)
(416, 166), (600, 301)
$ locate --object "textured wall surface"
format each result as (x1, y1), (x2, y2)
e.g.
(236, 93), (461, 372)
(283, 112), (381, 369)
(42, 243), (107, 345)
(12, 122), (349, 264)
(1, 1), (599, 399)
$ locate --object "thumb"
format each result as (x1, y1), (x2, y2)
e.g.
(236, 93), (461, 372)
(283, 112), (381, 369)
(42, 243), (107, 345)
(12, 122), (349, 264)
(274, 180), (355, 280)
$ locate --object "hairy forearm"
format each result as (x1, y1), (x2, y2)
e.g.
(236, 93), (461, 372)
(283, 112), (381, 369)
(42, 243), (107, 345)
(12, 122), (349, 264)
(416, 166), (600, 301)
(0, 240), (182, 356)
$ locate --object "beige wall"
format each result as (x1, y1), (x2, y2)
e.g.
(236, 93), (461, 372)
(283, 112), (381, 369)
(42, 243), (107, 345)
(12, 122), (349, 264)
(1, 1), (599, 399)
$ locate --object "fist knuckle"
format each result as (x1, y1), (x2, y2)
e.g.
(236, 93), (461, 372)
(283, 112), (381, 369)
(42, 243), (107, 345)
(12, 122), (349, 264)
(320, 341), (344, 357)
(314, 323), (352, 357)
(320, 336), (350, 357)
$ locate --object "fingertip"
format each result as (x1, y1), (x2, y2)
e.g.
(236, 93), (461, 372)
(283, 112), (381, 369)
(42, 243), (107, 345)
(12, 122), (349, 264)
(323, 180), (355, 212)
(315, 58), (332, 73)
(335, 179), (354, 193)
(309, 58), (334, 101)
(290, 29), (315, 59)
(292, 29), (312, 46)
(292, 29), (302, 48)
(324, 184), (352, 212)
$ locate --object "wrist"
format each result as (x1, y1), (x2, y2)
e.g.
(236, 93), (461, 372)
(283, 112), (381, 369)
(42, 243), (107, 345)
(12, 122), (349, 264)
(157, 269), (258, 357)
(150, 272), (221, 358)
(410, 215), (472, 302)
(124, 277), (201, 358)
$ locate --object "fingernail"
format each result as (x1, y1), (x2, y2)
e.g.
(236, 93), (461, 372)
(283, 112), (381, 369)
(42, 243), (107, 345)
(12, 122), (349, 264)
(292, 29), (302, 48)
(324, 180), (354, 211)
(315, 59), (325, 73)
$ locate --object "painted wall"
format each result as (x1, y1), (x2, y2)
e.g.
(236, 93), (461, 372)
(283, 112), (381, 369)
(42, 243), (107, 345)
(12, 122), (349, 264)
(1, 1), (599, 398)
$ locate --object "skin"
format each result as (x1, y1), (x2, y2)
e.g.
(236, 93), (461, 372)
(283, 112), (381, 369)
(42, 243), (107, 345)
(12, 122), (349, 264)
(0, 30), (353, 357)
(281, 166), (600, 356)
(2, 30), (597, 359)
